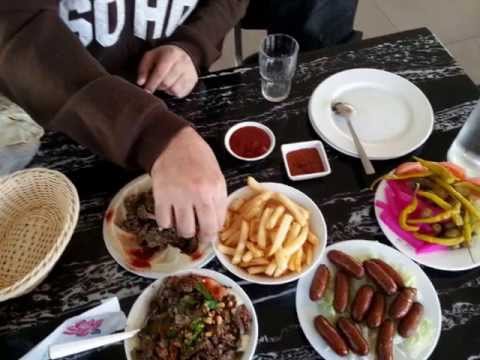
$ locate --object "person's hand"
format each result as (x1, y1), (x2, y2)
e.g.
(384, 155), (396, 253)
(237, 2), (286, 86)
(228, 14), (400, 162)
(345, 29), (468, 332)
(137, 45), (198, 98)
(151, 126), (227, 244)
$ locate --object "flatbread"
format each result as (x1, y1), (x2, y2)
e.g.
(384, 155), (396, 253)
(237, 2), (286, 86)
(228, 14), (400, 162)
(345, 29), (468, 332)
(106, 175), (209, 273)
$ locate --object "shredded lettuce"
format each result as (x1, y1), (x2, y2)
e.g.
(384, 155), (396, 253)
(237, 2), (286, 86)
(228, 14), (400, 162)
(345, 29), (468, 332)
(398, 319), (434, 358)
(317, 288), (336, 321)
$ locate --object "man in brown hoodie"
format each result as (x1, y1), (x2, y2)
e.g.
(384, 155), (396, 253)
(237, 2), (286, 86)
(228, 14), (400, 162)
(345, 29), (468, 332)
(0, 0), (249, 244)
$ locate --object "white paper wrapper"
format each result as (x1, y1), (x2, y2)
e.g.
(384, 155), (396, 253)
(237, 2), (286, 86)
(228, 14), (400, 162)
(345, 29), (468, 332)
(20, 297), (126, 360)
(105, 175), (209, 273)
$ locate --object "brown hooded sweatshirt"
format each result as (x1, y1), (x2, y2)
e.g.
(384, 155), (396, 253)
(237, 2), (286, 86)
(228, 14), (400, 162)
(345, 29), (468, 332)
(0, 0), (248, 170)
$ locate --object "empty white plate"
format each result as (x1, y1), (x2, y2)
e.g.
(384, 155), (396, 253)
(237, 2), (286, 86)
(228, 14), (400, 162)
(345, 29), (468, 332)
(308, 69), (434, 160)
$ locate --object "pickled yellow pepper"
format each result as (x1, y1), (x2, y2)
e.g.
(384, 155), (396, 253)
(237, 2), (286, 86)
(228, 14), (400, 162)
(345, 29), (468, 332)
(417, 190), (452, 210)
(464, 211), (472, 246)
(408, 209), (454, 224)
(414, 232), (465, 246)
(399, 195), (420, 232)
(434, 178), (480, 220)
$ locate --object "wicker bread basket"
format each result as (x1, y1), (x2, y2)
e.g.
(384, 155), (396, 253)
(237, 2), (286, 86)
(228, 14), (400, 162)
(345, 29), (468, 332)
(0, 168), (79, 301)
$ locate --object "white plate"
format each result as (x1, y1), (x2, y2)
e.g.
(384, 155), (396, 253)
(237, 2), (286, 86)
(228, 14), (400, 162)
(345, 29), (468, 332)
(308, 69), (434, 160)
(103, 175), (214, 279)
(296, 240), (441, 360)
(213, 182), (327, 285)
(375, 179), (480, 271)
(125, 269), (258, 360)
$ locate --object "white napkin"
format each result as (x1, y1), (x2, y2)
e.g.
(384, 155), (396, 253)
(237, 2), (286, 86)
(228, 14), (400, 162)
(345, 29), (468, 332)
(20, 297), (126, 360)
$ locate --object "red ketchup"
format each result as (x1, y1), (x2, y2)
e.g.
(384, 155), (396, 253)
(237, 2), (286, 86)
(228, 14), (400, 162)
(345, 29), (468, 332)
(286, 148), (325, 176)
(229, 126), (271, 158)
(129, 246), (160, 268)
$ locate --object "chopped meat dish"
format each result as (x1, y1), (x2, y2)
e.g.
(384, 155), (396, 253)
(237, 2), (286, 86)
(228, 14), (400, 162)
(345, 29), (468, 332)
(119, 191), (198, 255)
(133, 275), (252, 360)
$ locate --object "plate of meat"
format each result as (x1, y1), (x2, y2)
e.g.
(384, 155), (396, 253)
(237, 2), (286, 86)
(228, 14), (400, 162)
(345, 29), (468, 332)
(296, 240), (441, 360)
(125, 269), (258, 360)
(103, 175), (214, 278)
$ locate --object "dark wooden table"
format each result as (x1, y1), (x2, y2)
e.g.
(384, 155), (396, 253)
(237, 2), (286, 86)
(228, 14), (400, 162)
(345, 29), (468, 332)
(2, 28), (480, 359)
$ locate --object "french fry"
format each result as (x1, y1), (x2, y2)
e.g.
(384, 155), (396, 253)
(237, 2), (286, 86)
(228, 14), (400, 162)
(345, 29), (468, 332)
(267, 205), (286, 230)
(269, 214), (294, 256)
(230, 197), (246, 212)
(246, 242), (264, 258)
(294, 247), (303, 273)
(307, 231), (320, 246)
(274, 249), (290, 275)
(241, 191), (274, 220)
(288, 255), (297, 272)
(274, 193), (307, 226)
(283, 226), (309, 256)
(224, 229), (240, 246)
(305, 243), (313, 267)
(284, 222), (302, 247)
(248, 218), (260, 243)
(218, 243), (236, 256)
(240, 258), (270, 267)
(265, 261), (277, 276)
(247, 265), (268, 275)
(220, 217), (241, 241)
(274, 265), (288, 278)
(232, 220), (249, 264)
(247, 176), (266, 193)
(242, 251), (254, 263)
(257, 207), (274, 249)
(223, 211), (232, 229)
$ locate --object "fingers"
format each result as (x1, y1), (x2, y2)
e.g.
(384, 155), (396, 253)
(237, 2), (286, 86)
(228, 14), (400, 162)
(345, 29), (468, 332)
(174, 205), (196, 238)
(166, 74), (197, 98)
(155, 199), (173, 229)
(137, 52), (155, 87)
(143, 59), (175, 93)
(195, 201), (219, 244)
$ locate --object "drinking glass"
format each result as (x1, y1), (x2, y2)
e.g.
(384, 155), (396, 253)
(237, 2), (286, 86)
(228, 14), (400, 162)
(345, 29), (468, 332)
(447, 99), (480, 176)
(259, 34), (299, 102)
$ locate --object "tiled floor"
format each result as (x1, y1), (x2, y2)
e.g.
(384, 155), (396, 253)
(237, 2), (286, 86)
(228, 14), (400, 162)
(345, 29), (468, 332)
(212, 0), (480, 84)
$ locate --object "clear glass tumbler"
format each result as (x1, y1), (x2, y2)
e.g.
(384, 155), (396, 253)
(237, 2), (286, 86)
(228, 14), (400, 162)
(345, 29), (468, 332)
(259, 34), (299, 102)
(447, 99), (480, 177)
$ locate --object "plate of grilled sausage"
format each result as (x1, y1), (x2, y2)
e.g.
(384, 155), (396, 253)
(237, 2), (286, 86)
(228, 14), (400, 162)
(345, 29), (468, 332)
(296, 240), (441, 360)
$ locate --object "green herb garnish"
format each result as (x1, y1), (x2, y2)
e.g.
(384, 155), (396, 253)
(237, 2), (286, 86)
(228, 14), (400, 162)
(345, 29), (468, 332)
(194, 282), (219, 309)
(185, 318), (205, 346)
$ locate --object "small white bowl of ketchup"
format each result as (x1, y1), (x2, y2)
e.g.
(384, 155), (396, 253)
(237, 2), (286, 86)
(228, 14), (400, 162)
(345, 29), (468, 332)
(225, 121), (276, 161)
(281, 140), (331, 181)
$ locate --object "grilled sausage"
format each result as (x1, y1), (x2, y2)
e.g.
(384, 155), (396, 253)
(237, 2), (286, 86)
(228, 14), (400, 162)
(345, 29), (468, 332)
(366, 291), (386, 328)
(334, 271), (350, 313)
(364, 260), (398, 295)
(310, 264), (330, 301)
(351, 285), (374, 322)
(314, 315), (349, 356)
(389, 287), (417, 319)
(372, 259), (405, 288)
(398, 302), (424, 338)
(327, 250), (364, 279)
(337, 317), (369, 355)
(376, 319), (395, 360)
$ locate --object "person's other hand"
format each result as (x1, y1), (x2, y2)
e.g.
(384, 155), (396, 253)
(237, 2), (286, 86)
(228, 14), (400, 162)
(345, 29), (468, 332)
(137, 45), (198, 98)
(151, 126), (227, 245)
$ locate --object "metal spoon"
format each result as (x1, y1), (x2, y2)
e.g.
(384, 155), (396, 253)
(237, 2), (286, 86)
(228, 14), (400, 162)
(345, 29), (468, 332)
(332, 102), (375, 175)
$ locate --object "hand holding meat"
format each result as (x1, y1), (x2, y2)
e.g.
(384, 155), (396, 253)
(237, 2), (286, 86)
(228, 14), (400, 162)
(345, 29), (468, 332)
(137, 45), (198, 97)
(151, 127), (227, 244)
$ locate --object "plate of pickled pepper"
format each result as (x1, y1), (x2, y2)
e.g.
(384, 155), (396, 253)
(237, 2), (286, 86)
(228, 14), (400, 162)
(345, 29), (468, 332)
(374, 157), (480, 271)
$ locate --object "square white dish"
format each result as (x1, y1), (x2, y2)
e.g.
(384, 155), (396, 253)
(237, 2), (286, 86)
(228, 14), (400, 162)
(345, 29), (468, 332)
(281, 140), (331, 181)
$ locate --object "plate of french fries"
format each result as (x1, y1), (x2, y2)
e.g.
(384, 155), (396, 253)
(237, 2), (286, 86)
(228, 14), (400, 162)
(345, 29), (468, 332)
(214, 177), (327, 285)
